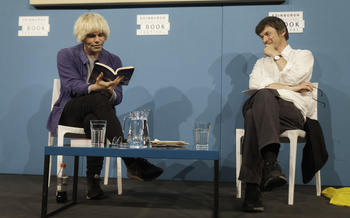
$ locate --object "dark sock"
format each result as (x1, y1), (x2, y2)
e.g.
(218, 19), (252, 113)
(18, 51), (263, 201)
(261, 143), (280, 163)
(122, 157), (137, 167)
(246, 182), (259, 188)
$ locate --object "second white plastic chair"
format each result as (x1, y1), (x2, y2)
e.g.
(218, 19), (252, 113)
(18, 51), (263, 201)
(236, 83), (321, 205)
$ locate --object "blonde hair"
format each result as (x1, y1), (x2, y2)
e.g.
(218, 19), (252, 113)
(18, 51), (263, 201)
(73, 13), (110, 42)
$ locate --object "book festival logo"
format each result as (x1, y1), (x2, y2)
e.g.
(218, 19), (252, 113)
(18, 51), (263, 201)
(137, 14), (170, 36)
(269, 11), (305, 33)
(18, 16), (50, 36)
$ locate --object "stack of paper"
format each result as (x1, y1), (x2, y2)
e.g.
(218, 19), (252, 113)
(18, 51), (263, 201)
(150, 139), (188, 147)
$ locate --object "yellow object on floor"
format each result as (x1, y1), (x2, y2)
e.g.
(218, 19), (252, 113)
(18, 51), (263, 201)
(322, 187), (350, 207)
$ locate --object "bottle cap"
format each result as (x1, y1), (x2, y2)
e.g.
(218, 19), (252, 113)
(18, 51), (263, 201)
(60, 163), (66, 167)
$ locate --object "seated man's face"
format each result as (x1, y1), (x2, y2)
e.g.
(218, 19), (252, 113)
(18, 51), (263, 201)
(83, 32), (106, 57)
(259, 25), (285, 51)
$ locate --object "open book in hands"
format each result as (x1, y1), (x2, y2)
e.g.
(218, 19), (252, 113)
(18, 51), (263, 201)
(90, 62), (135, 85)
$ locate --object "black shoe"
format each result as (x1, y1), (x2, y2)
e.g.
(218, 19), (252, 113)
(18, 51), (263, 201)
(86, 174), (104, 200)
(260, 162), (287, 192)
(243, 183), (264, 212)
(127, 158), (164, 181)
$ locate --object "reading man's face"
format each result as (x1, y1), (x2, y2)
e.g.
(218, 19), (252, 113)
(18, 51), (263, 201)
(82, 32), (105, 58)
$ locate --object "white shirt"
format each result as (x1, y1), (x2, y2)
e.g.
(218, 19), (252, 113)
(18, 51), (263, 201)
(249, 45), (315, 119)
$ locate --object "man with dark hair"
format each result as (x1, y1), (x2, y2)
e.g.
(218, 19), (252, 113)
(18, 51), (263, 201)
(255, 16), (289, 40)
(239, 16), (315, 212)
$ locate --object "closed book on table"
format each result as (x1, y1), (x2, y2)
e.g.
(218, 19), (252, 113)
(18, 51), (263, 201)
(70, 139), (92, 147)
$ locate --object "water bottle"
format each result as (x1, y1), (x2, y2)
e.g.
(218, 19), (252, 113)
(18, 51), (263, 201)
(56, 163), (68, 203)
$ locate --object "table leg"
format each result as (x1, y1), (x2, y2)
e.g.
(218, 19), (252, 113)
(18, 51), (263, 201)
(214, 159), (219, 218)
(41, 155), (50, 218)
(72, 156), (79, 203)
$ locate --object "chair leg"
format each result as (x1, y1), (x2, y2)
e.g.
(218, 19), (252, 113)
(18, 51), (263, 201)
(315, 170), (321, 196)
(236, 129), (244, 199)
(103, 139), (112, 185)
(48, 134), (54, 187)
(103, 156), (122, 195)
(117, 157), (122, 195)
(48, 155), (52, 187)
(104, 157), (110, 185)
(57, 133), (64, 176)
(288, 131), (298, 205)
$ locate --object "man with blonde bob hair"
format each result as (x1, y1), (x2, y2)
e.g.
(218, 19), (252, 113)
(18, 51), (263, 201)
(47, 13), (163, 200)
(73, 13), (110, 42)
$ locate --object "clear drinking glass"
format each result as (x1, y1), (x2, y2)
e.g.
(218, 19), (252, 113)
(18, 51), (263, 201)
(195, 122), (210, 150)
(90, 120), (107, 148)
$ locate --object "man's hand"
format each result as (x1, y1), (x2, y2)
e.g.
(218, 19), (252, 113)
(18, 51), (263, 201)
(90, 72), (125, 93)
(266, 82), (313, 93)
(289, 82), (313, 93)
(264, 44), (279, 57)
(264, 44), (287, 71)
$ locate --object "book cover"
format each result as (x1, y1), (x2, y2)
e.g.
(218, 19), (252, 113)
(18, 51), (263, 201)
(242, 89), (258, 96)
(242, 89), (279, 96)
(90, 62), (135, 85)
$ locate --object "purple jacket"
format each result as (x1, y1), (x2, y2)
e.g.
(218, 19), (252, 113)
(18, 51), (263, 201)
(46, 43), (123, 136)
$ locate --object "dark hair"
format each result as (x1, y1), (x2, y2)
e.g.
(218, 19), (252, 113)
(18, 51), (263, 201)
(255, 16), (289, 41)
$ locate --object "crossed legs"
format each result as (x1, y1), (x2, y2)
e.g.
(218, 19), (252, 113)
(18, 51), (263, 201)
(239, 89), (304, 212)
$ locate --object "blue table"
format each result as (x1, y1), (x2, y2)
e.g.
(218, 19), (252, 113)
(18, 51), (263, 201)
(41, 146), (219, 218)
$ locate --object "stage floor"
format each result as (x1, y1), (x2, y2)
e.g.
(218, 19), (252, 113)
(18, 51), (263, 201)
(1, 174), (348, 217)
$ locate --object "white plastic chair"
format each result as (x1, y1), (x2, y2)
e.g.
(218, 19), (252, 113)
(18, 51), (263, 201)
(236, 83), (321, 205)
(48, 79), (122, 195)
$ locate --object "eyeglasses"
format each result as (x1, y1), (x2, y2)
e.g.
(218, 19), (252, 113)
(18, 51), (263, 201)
(112, 136), (123, 145)
(312, 86), (326, 108)
(111, 136), (128, 148)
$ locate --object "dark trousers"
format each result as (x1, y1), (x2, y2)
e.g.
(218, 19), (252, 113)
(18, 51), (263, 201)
(59, 92), (131, 176)
(239, 89), (305, 184)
